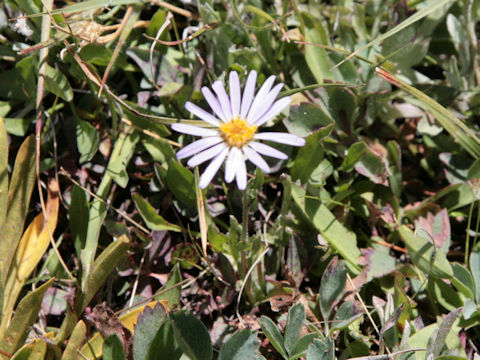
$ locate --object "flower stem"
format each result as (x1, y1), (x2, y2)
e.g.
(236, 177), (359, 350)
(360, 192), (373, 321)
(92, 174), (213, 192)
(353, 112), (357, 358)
(240, 188), (255, 305)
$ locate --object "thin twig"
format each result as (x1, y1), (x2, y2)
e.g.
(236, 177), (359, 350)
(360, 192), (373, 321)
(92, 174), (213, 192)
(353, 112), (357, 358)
(129, 250), (146, 307)
(347, 348), (426, 360)
(150, 0), (198, 19)
(149, 11), (173, 89)
(59, 167), (150, 234)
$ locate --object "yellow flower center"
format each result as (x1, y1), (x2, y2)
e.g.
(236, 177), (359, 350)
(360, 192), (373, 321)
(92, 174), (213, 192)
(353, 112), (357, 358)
(219, 117), (258, 148)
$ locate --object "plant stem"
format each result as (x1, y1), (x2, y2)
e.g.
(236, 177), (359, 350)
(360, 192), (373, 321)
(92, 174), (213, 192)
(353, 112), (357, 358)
(240, 188), (255, 305)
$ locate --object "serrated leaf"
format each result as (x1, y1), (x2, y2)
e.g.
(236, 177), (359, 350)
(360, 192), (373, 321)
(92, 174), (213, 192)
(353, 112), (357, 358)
(218, 329), (260, 360)
(133, 303), (167, 360)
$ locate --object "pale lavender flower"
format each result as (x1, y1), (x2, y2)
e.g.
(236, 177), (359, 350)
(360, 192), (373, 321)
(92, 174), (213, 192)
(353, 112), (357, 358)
(172, 71), (305, 190)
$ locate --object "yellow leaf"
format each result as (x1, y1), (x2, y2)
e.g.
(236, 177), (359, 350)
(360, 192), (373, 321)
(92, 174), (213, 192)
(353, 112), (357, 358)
(80, 300), (168, 359)
(1, 180), (59, 335)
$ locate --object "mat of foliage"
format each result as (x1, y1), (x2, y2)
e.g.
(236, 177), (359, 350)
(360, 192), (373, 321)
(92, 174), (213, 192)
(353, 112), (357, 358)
(0, 0), (480, 359)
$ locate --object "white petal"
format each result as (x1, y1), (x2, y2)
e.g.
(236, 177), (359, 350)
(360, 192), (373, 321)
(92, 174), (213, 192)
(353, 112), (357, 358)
(229, 72), (241, 117)
(212, 81), (232, 120)
(225, 147), (239, 183)
(251, 97), (291, 126)
(177, 136), (223, 160)
(202, 86), (227, 122)
(255, 132), (306, 146)
(172, 123), (218, 137)
(199, 147), (229, 188)
(243, 146), (270, 173)
(248, 141), (288, 160)
(187, 143), (227, 167)
(185, 102), (220, 126)
(240, 70), (257, 118)
(249, 83), (283, 123)
(246, 75), (275, 123)
(235, 155), (247, 190)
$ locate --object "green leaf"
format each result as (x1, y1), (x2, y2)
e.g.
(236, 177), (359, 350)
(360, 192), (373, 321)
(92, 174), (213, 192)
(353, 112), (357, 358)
(70, 185), (89, 258)
(154, 263), (182, 309)
(340, 0), (452, 67)
(306, 338), (334, 360)
(61, 321), (87, 360)
(170, 310), (212, 360)
(284, 303), (306, 356)
(44, 65), (73, 102)
(301, 12), (334, 83)
(342, 142), (390, 185)
(78, 235), (130, 312)
(31, 0), (143, 16)
(428, 277), (462, 312)
(107, 130), (139, 188)
(76, 119), (100, 163)
(354, 147), (390, 185)
(258, 316), (286, 358)
(451, 263), (475, 300)
(376, 67), (480, 159)
(469, 244), (480, 303)
(132, 193), (181, 232)
(426, 307), (462, 358)
(218, 329), (260, 360)
(289, 334), (316, 359)
(291, 128), (332, 184)
(166, 160), (196, 209)
(133, 303), (168, 360)
(0, 278), (53, 355)
(361, 244), (396, 282)
(291, 184), (361, 273)
(284, 103), (334, 138)
(399, 226), (452, 278)
(319, 257), (347, 321)
(0, 135), (35, 281)
(331, 301), (362, 334)
(3, 117), (32, 137)
(81, 130), (138, 289)
(342, 142), (366, 171)
(142, 136), (175, 164)
(103, 334), (126, 360)
(0, 118), (8, 230)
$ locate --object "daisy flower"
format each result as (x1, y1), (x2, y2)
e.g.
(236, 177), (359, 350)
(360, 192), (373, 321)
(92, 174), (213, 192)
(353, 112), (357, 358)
(172, 70), (306, 190)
